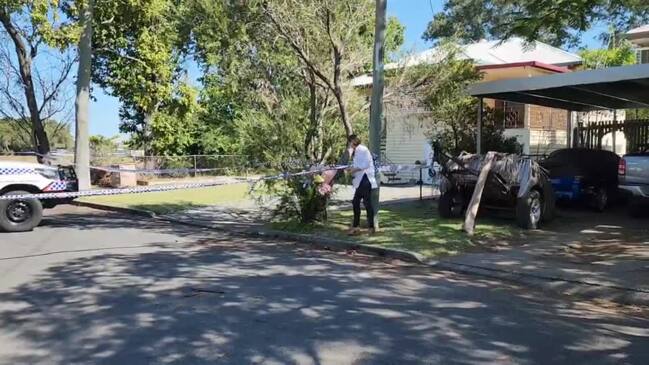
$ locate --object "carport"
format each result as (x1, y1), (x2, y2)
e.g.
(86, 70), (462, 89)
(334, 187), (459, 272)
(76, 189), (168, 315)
(469, 63), (649, 154)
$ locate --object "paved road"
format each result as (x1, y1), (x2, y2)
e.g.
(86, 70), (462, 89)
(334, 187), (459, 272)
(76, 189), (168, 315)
(0, 206), (648, 365)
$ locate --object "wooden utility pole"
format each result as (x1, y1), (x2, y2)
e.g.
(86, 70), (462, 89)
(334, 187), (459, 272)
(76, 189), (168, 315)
(369, 0), (387, 230)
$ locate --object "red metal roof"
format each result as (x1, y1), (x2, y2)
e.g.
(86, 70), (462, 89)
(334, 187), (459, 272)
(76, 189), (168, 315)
(476, 61), (570, 74)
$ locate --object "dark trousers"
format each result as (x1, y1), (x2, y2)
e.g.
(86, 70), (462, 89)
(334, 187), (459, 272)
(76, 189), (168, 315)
(353, 174), (374, 228)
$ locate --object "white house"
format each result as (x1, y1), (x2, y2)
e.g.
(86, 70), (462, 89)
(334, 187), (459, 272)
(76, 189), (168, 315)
(354, 38), (583, 183)
(626, 25), (649, 64)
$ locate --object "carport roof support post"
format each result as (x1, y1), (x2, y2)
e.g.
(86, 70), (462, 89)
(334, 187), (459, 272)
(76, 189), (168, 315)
(477, 98), (484, 155)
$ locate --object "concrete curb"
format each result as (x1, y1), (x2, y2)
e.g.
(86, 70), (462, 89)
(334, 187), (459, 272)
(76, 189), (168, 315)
(429, 260), (649, 306)
(73, 201), (423, 263)
(73, 201), (649, 306)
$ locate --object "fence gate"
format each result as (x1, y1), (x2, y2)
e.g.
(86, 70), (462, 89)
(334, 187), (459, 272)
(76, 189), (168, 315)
(576, 118), (649, 153)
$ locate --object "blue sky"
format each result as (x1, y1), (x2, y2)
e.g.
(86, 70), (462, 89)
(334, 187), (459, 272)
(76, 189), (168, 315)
(89, 0), (607, 137)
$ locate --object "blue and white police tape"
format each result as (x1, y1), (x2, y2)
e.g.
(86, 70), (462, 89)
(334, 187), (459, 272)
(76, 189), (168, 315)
(88, 166), (230, 174)
(13, 150), (434, 175)
(0, 162), (435, 201)
(0, 165), (350, 201)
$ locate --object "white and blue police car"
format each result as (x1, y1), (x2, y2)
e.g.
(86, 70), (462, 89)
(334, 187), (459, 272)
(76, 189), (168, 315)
(0, 161), (77, 232)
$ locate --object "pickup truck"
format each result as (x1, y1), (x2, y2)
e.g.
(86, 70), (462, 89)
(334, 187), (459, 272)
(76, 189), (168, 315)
(618, 153), (649, 216)
(540, 148), (619, 212)
(0, 161), (78, 232)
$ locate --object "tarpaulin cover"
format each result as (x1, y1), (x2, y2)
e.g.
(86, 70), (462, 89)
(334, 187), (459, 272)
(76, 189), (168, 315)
(442, 152), (544, 197)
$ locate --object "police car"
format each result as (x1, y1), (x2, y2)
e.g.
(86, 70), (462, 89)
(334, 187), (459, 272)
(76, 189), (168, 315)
(0, 161), (78, 232)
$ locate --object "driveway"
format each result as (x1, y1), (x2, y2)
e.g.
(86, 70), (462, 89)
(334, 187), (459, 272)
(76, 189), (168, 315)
(440, 205), (649, 303)
(0, 206), (647, 365)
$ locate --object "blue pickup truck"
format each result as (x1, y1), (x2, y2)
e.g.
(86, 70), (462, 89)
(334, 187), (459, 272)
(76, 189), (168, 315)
(540, 149), (620, 212)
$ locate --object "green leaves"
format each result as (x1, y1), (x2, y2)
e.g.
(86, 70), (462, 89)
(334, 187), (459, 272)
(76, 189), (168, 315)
(424, 0), (649, 48)
(579, 41), (637, 69)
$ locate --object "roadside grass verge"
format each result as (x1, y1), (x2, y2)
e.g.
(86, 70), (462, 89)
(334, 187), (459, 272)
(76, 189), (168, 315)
(269, 201), (515, 259)
(79, 183), (251, 215)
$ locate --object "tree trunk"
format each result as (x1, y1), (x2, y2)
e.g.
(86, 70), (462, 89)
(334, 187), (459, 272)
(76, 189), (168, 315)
(305, 70), (318, 161)
(369, 0), (387, 231)
(0, 9), (50, 159)
(75, 0), (94, 190)
(143, 112), (153, 157)
(334, 88), (352, 138)
(331, 48), (352, 137)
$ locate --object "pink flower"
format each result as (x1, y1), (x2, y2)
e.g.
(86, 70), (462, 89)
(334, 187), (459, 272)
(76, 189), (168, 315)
(317, 183), (332, 196)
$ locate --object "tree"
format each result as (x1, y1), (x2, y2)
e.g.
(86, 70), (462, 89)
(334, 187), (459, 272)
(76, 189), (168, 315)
(188, 0), (403, 166)
(579, 42), (636, 69)
(91, 0), (189, 156)
(147, 81), (202, 156)
(89, 135), (117, 156)
(0, 0), (77, 157)
(262, 0), (381, 137)
(0, 118), (72, 152)
(394, 46), (521, 154)
(424, 0), (649, 48)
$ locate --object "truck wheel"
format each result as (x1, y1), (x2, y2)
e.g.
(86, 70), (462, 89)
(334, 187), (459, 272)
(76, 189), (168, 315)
(516, 189), (543, 230)
(541, 180), (556, 222)
(438, 189), (465, 218)
(0, 191), (43, 233)
(592, 187), (608, 212)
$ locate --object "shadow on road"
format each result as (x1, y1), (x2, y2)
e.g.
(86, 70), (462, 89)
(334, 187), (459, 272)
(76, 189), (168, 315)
(1, 210), (648, 364)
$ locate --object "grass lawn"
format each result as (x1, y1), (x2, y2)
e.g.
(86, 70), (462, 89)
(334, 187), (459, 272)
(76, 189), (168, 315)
(80, 183), (251, 214)
(269, 201), (516, 259)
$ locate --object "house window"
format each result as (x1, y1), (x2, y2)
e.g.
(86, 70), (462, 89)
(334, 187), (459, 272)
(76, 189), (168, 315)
(494, 100), (526, 129)
(637, 48), (649, 64)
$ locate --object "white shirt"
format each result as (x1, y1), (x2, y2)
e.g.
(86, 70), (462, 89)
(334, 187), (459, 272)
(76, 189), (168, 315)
(351, 144), (378, 190)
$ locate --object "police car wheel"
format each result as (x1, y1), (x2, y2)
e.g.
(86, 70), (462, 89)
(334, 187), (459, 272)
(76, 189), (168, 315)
(0, 190), (43, 233)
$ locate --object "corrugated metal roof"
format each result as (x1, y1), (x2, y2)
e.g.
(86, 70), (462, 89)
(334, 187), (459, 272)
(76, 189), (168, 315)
(627, 25), (649, 35)
(469, 63), (649, 111)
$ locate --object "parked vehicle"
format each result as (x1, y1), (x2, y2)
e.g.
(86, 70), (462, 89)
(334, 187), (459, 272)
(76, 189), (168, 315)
(433, 143), (555, 230)
(618, 152), (649, 216)
(0, 161), (78, 232)
(540, 148), (620, 212)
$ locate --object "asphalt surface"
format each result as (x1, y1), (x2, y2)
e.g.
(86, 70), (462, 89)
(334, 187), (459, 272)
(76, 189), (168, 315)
(0, 206), (648, 365)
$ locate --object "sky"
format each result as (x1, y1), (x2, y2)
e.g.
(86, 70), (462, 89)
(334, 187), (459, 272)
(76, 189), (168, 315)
(88, 0), (608, 137)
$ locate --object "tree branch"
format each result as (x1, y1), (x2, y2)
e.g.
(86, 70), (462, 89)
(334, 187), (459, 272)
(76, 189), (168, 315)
(264, 5), (336, 93)
(38, 53), (75, 115)
(95, 47), (151, 68)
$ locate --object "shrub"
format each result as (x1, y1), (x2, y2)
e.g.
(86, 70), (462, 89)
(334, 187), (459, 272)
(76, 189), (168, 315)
(254, 168), (335, 223)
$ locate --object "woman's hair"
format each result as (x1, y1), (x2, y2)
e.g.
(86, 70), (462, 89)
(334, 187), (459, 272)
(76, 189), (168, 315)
(347, 134), (361, 146)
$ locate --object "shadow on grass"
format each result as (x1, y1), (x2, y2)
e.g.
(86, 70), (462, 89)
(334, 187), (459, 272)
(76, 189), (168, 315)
(271, 201), (519, 258)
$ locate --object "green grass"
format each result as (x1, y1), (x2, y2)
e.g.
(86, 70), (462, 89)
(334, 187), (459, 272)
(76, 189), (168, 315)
(80, 183), (250, 214)
(269, 201), (515, 259)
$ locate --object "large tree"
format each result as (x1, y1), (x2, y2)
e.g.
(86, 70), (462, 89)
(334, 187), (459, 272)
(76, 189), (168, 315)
(188, 0), (403, 165)
(90, 0), (190, 155)
(424, 0), (649, 48)
(0, 0), (77, 157)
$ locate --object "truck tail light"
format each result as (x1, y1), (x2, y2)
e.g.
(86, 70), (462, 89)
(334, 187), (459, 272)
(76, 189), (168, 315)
(618, 158), (626, 176)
